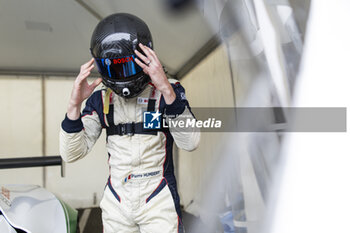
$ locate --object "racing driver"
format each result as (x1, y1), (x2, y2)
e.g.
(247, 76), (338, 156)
(59, 13), (200, 233)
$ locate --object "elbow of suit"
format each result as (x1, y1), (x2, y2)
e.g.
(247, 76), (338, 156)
(60, 153), (75, 163)
(63, 155), (79, 163)
(60, 149), (84, 163)
(181, 131), (201, 152)
(186, 139), (200, 152)
(183, 144), (198, 152)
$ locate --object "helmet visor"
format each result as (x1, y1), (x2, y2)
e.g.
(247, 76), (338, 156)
(94, 55), (142, 79)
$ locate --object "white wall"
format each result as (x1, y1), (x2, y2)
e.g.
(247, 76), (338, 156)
(0, 76), (43, 186)
(0, 75), (108, 208)
(177, 44), (235, 211)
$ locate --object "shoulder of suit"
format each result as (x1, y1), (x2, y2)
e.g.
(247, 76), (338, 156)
(88, 89), (102, 99)
(91, 87), (113, 99)
(87, 88), (112, 105)
(168, 78), (180, 85)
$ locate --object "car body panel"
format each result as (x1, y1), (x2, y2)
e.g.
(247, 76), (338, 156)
(0, 184), (74, 233)
(0, 215), (16, 233)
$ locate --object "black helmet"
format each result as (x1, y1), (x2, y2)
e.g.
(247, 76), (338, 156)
(90, 13), (153, 98)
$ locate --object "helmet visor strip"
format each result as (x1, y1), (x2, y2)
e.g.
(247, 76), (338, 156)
(94, 55), (143, 79)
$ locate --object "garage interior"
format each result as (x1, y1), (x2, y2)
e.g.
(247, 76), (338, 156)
(1, 0), (350, 233)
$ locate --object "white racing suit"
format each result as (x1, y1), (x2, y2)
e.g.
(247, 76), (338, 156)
(60, 79), (200, 233)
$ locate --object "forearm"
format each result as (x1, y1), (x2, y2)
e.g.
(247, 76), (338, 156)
(164, 82), (200, 151)
(67, 102), (82, 120)
(159, 82), (176, 105)
(167, 107), (201, 151)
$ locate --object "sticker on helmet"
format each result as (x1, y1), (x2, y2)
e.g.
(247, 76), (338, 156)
(105, 58), (111, 66)
(113, 56), (134, 64)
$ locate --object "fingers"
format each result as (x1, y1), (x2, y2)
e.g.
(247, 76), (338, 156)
(134, 57), (147, 69)
(134, 49), (149, 64)
(76, 59), (95, 83)
(80, 58), (94, 71)
(77, 64), (94, 81)
(143, 44), (160, 63)
(83, 64), (94, 74)
(134, 58), (149, 75)
(90, 77), (103, 89)
(139, 43), (158, 62)
(135, 43), (162, 72)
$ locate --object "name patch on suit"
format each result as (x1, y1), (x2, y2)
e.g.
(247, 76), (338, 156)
(137, 97), (149, 105)
(124, 170), (161, 183)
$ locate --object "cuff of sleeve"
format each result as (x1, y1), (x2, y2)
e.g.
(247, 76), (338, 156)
(61, 114), (84, 133)
(165, 97), (186, 116)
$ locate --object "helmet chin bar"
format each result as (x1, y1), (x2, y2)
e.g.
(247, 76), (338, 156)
(102, 74), (150, 99)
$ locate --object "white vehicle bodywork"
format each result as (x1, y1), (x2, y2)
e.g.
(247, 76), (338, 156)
(0, 184), (70, 233)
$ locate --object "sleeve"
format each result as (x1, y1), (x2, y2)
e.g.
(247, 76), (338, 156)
(164, 81), (200, 151)
(59, 91), (104, 163)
